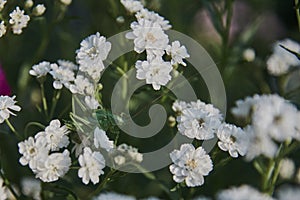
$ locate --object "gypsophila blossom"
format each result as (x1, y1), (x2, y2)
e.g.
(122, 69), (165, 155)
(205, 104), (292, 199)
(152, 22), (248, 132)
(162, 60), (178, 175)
(243, 48), (255, 62)
(172, 100), (188, 114)
(93, 192), (135, 200)
(29, 61), (51, 77)
(49, 63), (75, 89)
(72, 134), (91, 157)
(276, 186), (300, 200)
(18, 137), (48, 170)
(93, 127), (114, 151)
(0, 0), (6, 11)
(175, 100), (223, 140)
(0, 21), (6, 38)
(267, 39), (300, 76)
(69, 75), (95, 96)
(217, 185), (274, 200)
(35, 119), (69, 151)
(84, 95), (100, 110)
(9, 7), (30, 34)
(216, 123), (249, 158)
(58, 60), (78, 71)
(135, 58), (172, 90)
(60, 0), (72, 6)
(0, 178), (8, 200)
(192, 196), (211, 200)
(76, 32), (111, 81)
(135, 9), (172, 30)
(21, 177), (41, 200)
(279, 158), (295, 179)
(109, 143), (143, 165)
(35, 150), (71, 182)
(126, 19), (169, 58)
(24, 0), (34, 9)
(0, 95), (21, 123)
(166, 41), (190, 66)
(33, 4), (46, 16)
(121, 0), (144, 13)
(169, 144), (213, 187)
(78, 147), (105, 185)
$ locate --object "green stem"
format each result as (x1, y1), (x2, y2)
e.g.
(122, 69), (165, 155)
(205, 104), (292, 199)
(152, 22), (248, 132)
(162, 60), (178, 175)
(49, 90), (61, 119)
(295, 0), (300, 32)
(5, 119), (22, 140)
(24, 122), (46, 138)
(89, 169), (116, 198)
(0, 169), (19, 199)
(40, 83), (49, 120)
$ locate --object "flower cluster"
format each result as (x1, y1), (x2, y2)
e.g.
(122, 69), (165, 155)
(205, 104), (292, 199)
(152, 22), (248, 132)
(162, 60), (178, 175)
(18, 119), (71, 182)
(0, 95), (21, 124)
(110, 143), (143, 166)
(123, 1), (190, 90)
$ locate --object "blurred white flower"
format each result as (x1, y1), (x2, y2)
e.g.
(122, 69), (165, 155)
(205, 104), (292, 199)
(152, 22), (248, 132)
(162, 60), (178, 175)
(33, 4), (46, 16)
(172, 100), (188, 113)
(29, 61), (51, 77)
(35, 150), (71, 182)
(135, 9), (171, 30)
(192, 197), (211, 200)
(21, 177), (41, 200)
(217, 123), (249, 158)
(169, 144), (213, 187)
(84, 96), (100, 110)
(279, 158), (295, 180)
(117, 143), (143, 163)
(217, 185), (274, 200)
(57, 60), (78, 71)
(0, 95), (21, 123)
(267, 39), (300, 76)
(9, 7), (30, 34)
(24, 0), (34, 9)
(0, 0), (6, 11)
(296, 168), (300, 184)
(18, 137), (48, 170)
(35, 119), (69, 151)
(176, 100), (223, 140)
(76, 32), (111, 81)
(78, 147), (105, 184)
(0, 21), (6, 38)
(243, 48), (255, 62)
(126, 19), (169, 57)
(60, 0), (72, 6)
(69, 75), (95, 96)
(0, 178), (8, 200)
(166, 41), (190, 66)
(93, 192), (135, 200)
(121, 0), (144, 13)
(50, 63), (75, 89)
(135, 58), (172, 90)
(93, 127), (114, 151)
(114, 155), (126, 165)
(276, 186), (300, 200)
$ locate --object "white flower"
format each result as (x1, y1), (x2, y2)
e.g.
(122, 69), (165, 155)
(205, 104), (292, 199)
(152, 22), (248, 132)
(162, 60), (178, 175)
(243, 48), (255, 62)
(121, 0), (143, 13)
(57, 60), (78, 71)
(192, 196), (211, 200)
(0, 0), (6, 11)
(114, 155), (126, 165)
(76, 32), (111, 81)
(33, 4), (46, 16)
(135, 58), (172, 90)
(217, 185), (274, 200)
(9, 7), (30, 34)
(252, 95), (298, 142)
(276, 186), (300, 200)
(72, 134), (91, 157)
(78, 147), (105, 185)
(93, 127), (114, 151)
(21, 177), (41, 200)
(176, 100), (223, 140)
(93, 192), (135, 200)
(69, 75), (95, 96)
(18, 137), (48, 170)
(35, 150), (71, 182)
(216, 123), (249, 157)
(24, 0), (34, 9)
(267, 39), (300, 76)
(169, 144), (213, 187)
(166, 41), (190, 66)
(0, 21), (6, 38)
(172, 100), (188, 113)
(84, 96), (100, 110)
(135, 9), (172, 30)
(29, 61), (51, 77)
(0, 95), (21, 123)
(60, 0), (72, 6)
(279, 158), (295, 179)
(244, 126), (278, 161)
(50, 63), (75, 89)
(115, 143), (143, 163)
(35, 119), (69, 151)
(0, 178), (8, 200)
(126, 19), (169, 57)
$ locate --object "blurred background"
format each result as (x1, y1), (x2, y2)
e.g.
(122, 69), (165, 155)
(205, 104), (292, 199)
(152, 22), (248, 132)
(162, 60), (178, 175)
(0, 0), (299, 199)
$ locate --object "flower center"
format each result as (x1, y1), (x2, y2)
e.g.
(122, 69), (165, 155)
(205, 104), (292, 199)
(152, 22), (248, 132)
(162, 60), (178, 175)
(230, 135), (237, 143)
(198, 118), (205, 128)
(86, 46), (99, 59)
(186, 159), (197, 170)
(273, 115), (282, 124)
(29, 147), (36, 155)
(146, 33), (157, 43)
